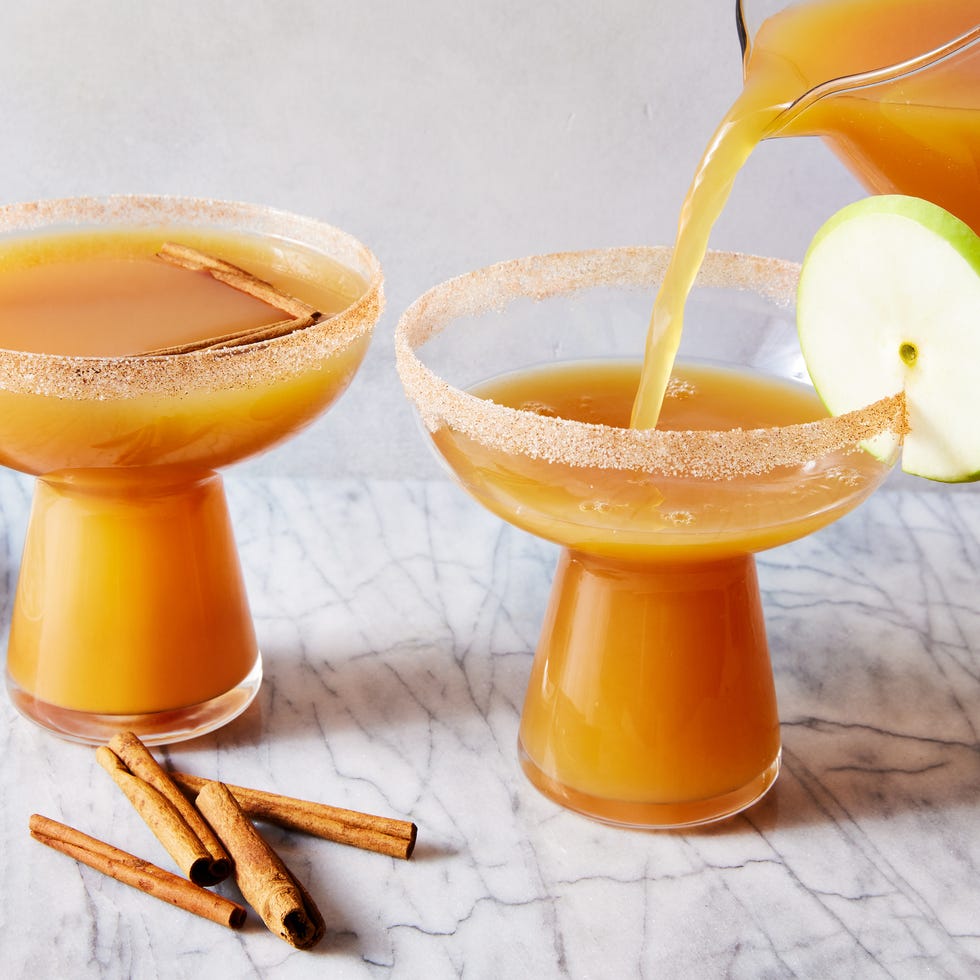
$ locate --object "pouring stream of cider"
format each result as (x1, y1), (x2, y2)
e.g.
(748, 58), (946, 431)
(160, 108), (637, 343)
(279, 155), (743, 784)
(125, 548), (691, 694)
(630, 0), (980, 429)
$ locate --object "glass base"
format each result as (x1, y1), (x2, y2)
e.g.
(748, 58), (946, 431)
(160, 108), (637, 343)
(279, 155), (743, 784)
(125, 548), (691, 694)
(517, 549), (782, 830)
(6, 655), (262, 746)
(6, 469), (261, 729)
(519, 739), (781, 829)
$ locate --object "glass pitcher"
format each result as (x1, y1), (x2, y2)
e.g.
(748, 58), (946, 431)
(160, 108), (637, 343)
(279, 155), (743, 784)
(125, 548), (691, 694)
(735, 0), (980, 232)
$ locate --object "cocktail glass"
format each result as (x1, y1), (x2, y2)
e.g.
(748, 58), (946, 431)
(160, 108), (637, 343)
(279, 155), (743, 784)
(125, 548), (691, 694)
(397, 246), (904, 828)
(1, 196), (383, 745)
(736, 0), (980, 232)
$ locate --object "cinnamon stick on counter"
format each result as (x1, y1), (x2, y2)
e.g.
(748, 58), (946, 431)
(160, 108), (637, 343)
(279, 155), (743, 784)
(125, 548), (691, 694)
(196, 781), (325, 950)
(170, 771), (417, 860)
(29, 815), (246, 930)
(106, 732), (231, 884)
(96, 744), (229, 886)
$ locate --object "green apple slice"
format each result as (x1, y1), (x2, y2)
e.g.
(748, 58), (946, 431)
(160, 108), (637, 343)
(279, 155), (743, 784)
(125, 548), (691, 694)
(797, 194), (980, 483)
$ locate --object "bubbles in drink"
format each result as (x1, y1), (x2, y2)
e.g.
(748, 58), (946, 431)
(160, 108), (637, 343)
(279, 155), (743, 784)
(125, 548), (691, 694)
(579, 499), (630, 516)
(519, 400), (560, 417)
(824, 466), (865, 487)
(665, 378), (697, 400)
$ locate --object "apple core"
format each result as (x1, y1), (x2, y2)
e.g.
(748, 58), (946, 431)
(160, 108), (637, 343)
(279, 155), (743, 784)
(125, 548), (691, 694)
(899, 342), (918, 366)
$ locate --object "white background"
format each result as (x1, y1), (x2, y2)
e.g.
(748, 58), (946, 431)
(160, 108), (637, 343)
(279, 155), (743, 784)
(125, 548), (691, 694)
(0, 0), (864, 477)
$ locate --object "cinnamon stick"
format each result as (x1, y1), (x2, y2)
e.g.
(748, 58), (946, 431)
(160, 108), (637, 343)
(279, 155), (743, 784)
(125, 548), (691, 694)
(96, 745), (227, 886)
(171, 771), (417, 860)
(195, 781), (325, 950)
(157, 242), (319, 318)
(29, 815), (246, 929)
(144, 242), (324, 355)
(145, 312), (320, 356)
(107, 732), (230, 884)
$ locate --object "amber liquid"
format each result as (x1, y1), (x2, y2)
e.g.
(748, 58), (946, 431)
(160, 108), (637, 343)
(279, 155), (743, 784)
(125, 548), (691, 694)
(0, 228), (369, 475)
(436, 361), (889, 822)
(11, 471), (257, 716)
(2, 229), (368, 717)
(632, 0), (980, 427)
(440, 360), (889, 560)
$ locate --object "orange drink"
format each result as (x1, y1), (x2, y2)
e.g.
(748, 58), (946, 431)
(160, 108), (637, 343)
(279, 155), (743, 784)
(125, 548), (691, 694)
(438, 360), (890, 560)
(632, 0), (979, 427)
(12, 470), (257, 717)
(435, 360), (890, 825)
(0, 227), (370, 475)
(401, 1), (965, 828)
(1, 196), (383, 744)
(397, 246), (903, 826)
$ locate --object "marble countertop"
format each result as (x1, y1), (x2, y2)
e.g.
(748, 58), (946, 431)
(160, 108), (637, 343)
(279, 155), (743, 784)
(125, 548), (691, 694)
(1, 471), (977, 978)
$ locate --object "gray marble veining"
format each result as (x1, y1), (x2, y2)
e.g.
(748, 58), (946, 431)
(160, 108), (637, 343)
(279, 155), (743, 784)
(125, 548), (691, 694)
(1, 472), (977, 978)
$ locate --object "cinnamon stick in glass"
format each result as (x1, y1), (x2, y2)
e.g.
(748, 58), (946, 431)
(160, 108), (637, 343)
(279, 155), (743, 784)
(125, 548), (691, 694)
(195, 781), (325, 950)
(144, 242), (324, 355)
(106, 732), (231, 884)
(96, 745), (228, 886)
(144, 312), (320, 356)
(170, 770), (417, 860)
(29, 814), (246, 929)
(157, 242), (319, 318)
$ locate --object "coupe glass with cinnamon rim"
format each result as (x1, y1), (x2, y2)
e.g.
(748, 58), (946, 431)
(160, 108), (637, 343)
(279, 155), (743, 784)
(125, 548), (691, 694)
(1, 196), (383, 745)
(397, 247), (904, 829)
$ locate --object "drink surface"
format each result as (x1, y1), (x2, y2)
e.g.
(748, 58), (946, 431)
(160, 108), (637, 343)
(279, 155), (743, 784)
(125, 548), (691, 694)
(0, 227), (363, 355)
(0, 228), (371, 474)
(631, 0), (980, 427)
(434, 359), (891, 560)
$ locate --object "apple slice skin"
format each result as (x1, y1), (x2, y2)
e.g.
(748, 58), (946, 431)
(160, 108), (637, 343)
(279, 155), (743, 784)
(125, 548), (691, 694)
(797, 194), (980, 484)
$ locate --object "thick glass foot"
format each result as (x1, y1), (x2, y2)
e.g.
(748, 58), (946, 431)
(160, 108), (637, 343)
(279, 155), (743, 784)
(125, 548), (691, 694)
(519, 740), (781, 828)
(518, 548), (782, 828)
(5, 469), (260, 739)
(7, 655), (262, 746)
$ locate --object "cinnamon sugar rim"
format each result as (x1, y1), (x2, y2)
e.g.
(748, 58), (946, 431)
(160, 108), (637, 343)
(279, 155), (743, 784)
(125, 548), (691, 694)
(0, 195), (384, 400)
(396, 246), (907, 479)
